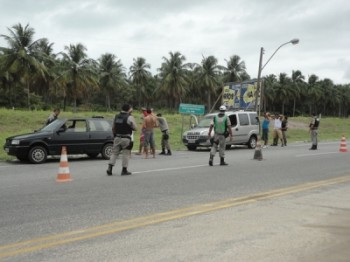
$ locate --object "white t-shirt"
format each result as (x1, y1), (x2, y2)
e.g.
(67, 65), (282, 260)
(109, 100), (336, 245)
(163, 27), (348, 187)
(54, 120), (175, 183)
(274, 118), (282, 129)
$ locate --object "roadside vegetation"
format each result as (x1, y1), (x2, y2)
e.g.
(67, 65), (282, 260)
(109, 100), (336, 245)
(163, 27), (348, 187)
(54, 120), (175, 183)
(1, 23), (350, 119)
(1, 108), (349, 161)
(1, 23), (350, 161)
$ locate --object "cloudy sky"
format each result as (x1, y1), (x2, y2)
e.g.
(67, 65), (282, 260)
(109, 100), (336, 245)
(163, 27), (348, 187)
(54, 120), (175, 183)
(1, 0), (349, 84)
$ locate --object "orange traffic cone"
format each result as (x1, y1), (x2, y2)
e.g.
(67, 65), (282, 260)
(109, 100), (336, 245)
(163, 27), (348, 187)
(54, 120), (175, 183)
(253, 136), (263, 160)
(339, 135), (348, 152)
(56, 146), (72, 182)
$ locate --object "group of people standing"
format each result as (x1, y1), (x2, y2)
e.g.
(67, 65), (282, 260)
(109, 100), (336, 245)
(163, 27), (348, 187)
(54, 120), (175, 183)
(261, 113), (288, 148)
(136, 108), (172, 158)
(261, 111), (319, 150)
(107, 104), (172, 176)
(45, 105), (320, 176)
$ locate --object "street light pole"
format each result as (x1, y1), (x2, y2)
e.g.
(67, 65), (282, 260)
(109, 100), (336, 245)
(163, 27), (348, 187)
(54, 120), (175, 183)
(255, 38), (300, 116)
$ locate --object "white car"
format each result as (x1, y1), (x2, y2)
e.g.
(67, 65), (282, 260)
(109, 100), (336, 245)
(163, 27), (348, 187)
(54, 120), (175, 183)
(182, 110), (259, 150)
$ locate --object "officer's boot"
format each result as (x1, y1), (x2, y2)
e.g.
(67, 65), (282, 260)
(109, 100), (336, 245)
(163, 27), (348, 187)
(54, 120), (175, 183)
(167, 149), (172, 156)
(106, 164), (113, 176)
(209, 155), (214, 166)
(220, 157), (228, 166)
(159, 148), (166, 155)
(309, 145), (316, 150)
(121, 167), (131, 176)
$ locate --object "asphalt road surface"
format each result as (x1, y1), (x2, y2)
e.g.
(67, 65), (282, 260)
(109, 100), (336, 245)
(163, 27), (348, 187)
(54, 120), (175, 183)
(1, 141), (350, 261)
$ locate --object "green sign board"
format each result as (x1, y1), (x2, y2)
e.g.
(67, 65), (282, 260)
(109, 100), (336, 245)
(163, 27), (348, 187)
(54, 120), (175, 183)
(178, 103), (205, 115)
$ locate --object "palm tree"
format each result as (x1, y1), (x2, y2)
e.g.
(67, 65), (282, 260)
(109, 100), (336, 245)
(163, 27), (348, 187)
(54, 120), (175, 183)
(0, 23), (48, 109)
(262, 74), (277, 113)
(306, 74), (322, 114)
(274, 73), (291, 114)
(129, 57), (151, 108)
(291, 70), (305, 116)
(30, 38), (58, 105)
(157, 51), (189, 108)
(196, 55), (221, 111)
(98, 53), (126, 111)
(58, 43), (98, 112)
(222, 55), (250, 83)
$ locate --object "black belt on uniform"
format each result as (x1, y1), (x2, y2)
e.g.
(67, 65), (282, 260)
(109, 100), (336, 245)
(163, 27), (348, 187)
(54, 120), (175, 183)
(115, 134), (131, 138)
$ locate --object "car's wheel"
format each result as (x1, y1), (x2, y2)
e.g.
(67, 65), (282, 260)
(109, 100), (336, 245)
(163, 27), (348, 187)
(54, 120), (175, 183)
(101, 143), (113, 159)
(87, 153), (99, 158)
(247, 136), (257, 149)
(28, 146), (48, 164)
(187, 145), (197, 151)
(226, 144), (231, 150)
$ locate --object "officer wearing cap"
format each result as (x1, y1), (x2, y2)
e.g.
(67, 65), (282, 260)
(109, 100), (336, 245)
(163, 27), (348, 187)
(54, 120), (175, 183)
(107, 104), (137, 176)
(208, 105), (233, 166)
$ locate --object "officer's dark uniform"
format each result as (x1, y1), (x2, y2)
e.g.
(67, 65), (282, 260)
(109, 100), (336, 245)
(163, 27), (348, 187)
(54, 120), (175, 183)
(309, 113), (320, 150)
(107, 104), (137, 175)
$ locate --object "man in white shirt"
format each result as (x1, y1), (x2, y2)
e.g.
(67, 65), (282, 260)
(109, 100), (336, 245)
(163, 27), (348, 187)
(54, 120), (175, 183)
(271, 114), (284, 147)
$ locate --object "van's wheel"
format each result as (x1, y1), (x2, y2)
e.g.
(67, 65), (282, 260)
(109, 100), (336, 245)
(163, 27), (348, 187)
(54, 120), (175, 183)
(28, 146), (48, 164)
(247, 136), (257, 149)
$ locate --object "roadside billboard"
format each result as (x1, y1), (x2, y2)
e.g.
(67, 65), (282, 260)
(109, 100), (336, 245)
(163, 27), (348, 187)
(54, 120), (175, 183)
(222, 80), (257, 110)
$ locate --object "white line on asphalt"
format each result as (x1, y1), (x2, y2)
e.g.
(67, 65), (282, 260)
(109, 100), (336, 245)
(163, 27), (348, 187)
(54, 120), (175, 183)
(296, 151), (339, 157)
(133, 164), (208, 174)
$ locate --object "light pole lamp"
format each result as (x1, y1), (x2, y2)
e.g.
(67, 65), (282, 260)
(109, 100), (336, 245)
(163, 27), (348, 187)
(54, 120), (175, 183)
(255, 38), (300, 116)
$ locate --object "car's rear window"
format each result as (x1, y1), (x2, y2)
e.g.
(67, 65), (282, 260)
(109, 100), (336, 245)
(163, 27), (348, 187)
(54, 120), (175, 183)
(89, 119), (111, 131)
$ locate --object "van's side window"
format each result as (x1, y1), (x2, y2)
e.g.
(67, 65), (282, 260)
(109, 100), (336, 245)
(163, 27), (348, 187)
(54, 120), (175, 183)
(238, 114), (249, 126)
(229, 114), (237, 127)
(249, 114), (259, 125)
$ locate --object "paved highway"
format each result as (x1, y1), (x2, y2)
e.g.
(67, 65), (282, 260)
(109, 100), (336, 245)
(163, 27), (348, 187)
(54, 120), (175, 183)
(0, 141), (349, 261)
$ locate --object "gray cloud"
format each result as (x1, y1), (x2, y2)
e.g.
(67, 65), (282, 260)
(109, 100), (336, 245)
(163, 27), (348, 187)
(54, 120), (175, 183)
(0, 0), (349, 84)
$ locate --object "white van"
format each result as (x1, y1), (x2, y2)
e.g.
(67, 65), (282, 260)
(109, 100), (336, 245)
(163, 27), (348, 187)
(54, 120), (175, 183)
(182, 110), (259, 150)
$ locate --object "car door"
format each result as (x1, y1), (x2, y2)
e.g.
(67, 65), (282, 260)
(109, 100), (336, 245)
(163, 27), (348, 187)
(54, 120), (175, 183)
(87, 119), (114, 153)
(51, 119), (90, 154)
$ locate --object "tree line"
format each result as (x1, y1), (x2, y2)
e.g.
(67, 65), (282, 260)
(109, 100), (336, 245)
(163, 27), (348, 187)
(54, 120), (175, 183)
(1, 23), (349, 117)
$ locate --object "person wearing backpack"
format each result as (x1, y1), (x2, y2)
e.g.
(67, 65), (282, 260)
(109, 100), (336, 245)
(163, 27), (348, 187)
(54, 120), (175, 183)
(208, 105), (233, 166)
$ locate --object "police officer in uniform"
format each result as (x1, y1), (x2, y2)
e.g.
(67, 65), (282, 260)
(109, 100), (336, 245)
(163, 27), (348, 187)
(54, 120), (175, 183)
(208, 105), (233, 166)
(309, 112), (320, 150)
(156, 113), (172, 155)
(107, 104), (137, 176)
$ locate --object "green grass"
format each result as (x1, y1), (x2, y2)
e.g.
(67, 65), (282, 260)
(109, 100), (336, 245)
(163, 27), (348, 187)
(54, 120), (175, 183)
(1, 108), (349, 161)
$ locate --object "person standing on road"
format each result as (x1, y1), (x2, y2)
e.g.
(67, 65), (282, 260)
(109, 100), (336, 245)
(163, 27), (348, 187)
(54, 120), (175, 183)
(281, 115), (288, 146)
(143, 108), (157, 158)
(271, 114), (284, 146)
(107, 104), (137, 176)
(262, 112), (271, 148)
(46, 108), (60, 125)
(309, 112), (320, 150)
(208, 105), (232, 166)
(156, 113), (172, 155)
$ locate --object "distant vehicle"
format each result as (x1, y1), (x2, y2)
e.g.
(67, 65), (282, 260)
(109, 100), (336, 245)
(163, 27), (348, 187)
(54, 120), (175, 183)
(182, 110), (259, 151)
(3, 117), (114, 164)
